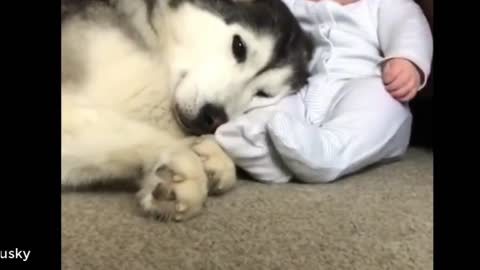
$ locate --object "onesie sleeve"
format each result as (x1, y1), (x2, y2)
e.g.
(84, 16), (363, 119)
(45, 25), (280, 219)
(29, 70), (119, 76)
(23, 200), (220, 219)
(377, 0), (433, 90)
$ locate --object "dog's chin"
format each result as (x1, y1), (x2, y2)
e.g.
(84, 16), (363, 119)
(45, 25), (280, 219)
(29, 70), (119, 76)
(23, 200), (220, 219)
(172, 105), (189, 130)
(172, 105), (201, 136)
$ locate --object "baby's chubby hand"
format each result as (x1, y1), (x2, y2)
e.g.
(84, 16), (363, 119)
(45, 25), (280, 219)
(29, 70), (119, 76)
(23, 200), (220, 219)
(382, 58), (422, 102)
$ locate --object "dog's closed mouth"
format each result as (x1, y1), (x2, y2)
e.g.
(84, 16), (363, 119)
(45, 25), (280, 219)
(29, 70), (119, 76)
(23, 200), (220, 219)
(172, 104), (199, 135)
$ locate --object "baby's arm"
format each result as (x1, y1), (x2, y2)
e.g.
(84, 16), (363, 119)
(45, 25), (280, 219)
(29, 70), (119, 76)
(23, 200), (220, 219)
(378, 0), (433, 101)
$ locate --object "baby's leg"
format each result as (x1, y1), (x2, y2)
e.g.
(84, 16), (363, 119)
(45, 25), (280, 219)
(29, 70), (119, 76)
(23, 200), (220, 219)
(267, 77), (412, 183)
(215, 94), (306, 183)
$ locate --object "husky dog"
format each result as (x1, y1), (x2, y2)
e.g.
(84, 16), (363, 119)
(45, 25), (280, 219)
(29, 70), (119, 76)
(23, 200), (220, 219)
(62, 0), (313, 221)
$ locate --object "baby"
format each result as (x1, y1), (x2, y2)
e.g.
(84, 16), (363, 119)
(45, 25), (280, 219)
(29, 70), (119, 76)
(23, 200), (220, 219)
(215, 0), (433, 183)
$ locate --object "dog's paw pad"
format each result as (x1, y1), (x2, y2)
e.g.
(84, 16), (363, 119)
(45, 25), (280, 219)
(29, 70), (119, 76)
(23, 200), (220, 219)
(155, 164), (174, 180)
(152, 182), (177, 201)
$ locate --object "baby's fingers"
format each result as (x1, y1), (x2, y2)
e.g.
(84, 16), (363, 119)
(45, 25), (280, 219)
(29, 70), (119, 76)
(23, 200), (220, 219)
(391, 78), (416, 99)
(398, 89), (417, 102)
(385, 71), (409, 92)
(398, 79), (419, 101)
(382, 63), (398, 85)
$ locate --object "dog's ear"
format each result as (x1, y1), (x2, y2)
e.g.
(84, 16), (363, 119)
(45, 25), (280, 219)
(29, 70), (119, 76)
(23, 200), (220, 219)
(303, 32), (315, 62)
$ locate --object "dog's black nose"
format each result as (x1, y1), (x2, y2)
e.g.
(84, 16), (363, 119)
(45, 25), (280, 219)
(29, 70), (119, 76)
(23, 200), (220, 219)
(196, 104), (228, 134)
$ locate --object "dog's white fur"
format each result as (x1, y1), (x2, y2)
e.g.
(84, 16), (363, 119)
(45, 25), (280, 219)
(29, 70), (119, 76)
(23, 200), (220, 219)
(62, 0), (296, 221)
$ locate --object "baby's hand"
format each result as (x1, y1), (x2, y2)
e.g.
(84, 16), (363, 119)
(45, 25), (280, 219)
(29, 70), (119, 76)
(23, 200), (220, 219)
(382, 58), (422, 102)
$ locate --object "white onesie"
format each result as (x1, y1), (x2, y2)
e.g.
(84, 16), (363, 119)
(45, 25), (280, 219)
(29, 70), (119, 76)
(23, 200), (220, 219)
(215, 0), (433, 183)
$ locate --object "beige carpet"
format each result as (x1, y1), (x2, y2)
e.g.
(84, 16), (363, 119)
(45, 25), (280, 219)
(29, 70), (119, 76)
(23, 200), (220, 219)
(62, 148), (433, 270)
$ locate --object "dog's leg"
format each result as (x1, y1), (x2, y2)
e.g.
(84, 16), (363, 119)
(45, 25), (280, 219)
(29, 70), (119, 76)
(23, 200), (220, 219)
(62, 101), (170, 186)
(62, 102), (208, 221)
(190, 135), (237, 196)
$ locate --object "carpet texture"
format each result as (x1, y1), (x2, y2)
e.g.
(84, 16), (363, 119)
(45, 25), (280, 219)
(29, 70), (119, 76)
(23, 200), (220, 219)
(62, 148), (433, 270)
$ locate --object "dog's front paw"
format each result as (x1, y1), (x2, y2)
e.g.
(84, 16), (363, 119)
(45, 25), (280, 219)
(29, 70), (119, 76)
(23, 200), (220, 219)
(191, 135), (237, 196)
(138, 149), (208, 221)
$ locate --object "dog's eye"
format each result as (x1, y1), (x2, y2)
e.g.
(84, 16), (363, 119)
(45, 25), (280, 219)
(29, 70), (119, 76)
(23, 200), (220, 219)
(232, 34), (247, 63)
(255, 89), (271, 98)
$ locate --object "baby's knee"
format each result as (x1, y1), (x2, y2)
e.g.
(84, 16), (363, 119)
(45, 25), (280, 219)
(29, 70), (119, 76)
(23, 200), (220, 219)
(337, 77), (412, 132)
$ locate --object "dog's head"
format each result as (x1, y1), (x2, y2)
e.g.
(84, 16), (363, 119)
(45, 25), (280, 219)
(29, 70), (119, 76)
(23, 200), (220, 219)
(163, 0), (313, 135)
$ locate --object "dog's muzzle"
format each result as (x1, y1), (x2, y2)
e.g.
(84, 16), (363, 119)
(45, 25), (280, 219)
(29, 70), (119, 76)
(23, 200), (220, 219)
(174, 103), (228, 135)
